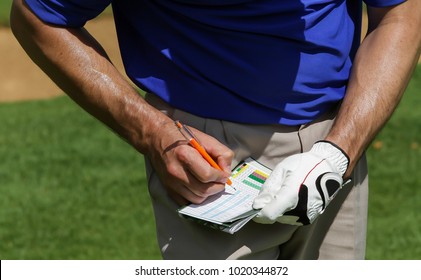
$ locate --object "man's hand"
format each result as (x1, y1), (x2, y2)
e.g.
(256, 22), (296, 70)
(147, 121), (234, 206)
(253, 141), (349, 225)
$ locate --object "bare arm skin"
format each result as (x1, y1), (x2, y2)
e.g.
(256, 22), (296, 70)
(10, 0), (233, 204)
(325, 0), (421, 178)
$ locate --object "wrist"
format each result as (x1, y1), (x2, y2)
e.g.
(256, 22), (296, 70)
(310, 141), (349, 176)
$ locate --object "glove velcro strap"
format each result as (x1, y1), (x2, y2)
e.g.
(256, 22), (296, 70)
(311, 141), (350, 176)
(316, 172), (343, 210)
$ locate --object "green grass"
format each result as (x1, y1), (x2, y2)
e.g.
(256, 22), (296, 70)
(365, 65), (421, 259)
(0, 0), (12, 27)
(0, 66), (420, 260)
(0, 97), (161, 259)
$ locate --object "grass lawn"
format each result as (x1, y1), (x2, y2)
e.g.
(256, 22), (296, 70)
(365, 65), (421, 259)
(0, 97), (161, 259)
(0, 0), (12, 26)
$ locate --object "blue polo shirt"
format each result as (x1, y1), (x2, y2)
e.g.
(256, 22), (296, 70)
(25, 0), (405, 125)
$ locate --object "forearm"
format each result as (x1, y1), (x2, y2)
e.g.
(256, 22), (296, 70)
(10, 0), (170, 155)
(325, 1), (421, 178)
(9, 0), (239, 204)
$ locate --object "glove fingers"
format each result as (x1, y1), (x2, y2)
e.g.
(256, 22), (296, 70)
(261, 163), (288, 193)
(252, 192), (272, 209)
(252, 164), (288, 210)
(254, 192), (296, 224)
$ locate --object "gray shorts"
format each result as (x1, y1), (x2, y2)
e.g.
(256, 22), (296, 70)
(145, 93), (368, 260)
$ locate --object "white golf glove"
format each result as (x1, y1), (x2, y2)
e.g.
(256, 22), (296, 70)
(253, 141), (349, 226)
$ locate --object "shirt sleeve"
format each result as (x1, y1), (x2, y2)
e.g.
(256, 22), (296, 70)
(364, 0), (406, 8)
(24, 0), (112, 27)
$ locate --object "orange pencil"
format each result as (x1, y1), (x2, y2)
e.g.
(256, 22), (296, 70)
(175, 120), (233, 186)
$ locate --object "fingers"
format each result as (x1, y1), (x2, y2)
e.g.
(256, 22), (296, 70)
(261, 162), (288, 193)
(252, 163), (288, 209)
(165, 156), (227, 204)
(161, 128), (233, 204)
(167, 176), (226, 205)
(254, 191), (296, 224)
(192, 127), (234, 175)
(253, 168), (294, 224)
(174, 143), (231, 184)
(148, 119), (234, 205)
(253, 161), (301, 224)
